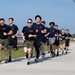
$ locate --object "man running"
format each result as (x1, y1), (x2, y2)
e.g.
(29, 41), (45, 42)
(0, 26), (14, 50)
(33, 15), (46, 62)
(41, 21), (49, 56)
(22, 19), (36, 65)
(54, 25), (61, 56)
(47, 22), (56, 57)
(0, 18), (12, 63)
(65, 29), (72, 54)
(8, 17), (20, 62)
(59, 29), (66, 54)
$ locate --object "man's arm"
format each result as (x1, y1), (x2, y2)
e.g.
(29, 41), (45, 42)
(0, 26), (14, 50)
(41, 29), (47, 34)
(28, 34), (37, 38)
(8, 30), (13, 35)
(45, 32), (50, 37)
(3, 26), (13, 36)
(15, 30), (20, 36)
(22, 33), (25, 41)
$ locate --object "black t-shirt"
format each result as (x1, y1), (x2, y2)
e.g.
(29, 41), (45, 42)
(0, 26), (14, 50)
(22, 26), (36, 41)
(56, 29), (61, 34)
(0, 24), (11, 39)
(33, 23), (45, 38)
(48, 27), (57, 38)
(65, 33), (72, 40)
(60, 33), (66, 40)
(9, 24), (19, 36)
(55, 29), (61, 39)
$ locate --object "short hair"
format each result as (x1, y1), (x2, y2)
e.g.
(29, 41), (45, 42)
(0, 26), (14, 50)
(0, 18), (5, 21)
(35, 15), (42, 20)
(61, 28), (65, 31)
(41, 21), (46, 24)
(8, 17), (14, 21)
(27, 18), (33, 22)
(66, 29), (69, 31)
(49, 22), (55, 26)
(55, 25), (58, 27)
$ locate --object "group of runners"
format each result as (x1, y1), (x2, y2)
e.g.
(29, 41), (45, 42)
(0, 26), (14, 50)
(0, 15), (72, 65)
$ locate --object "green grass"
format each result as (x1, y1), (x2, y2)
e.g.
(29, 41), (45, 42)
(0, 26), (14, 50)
(12, 48), (25, 59)
(1, 44), (48, 60)
(1, 48), (25, 60)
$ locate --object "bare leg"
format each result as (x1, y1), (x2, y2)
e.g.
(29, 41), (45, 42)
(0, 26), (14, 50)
(40, 43), (45, 58)
(62, 44), (65, 54)
(28, 48), (32, 62)
(4, 47), (9, 63)
(24, 47), (28, 53)
(50, 43), (55, 57)
(8, 46), (13, 62)
(53, 45), (56, 55)
(60, 45), (63, 54)
(4, 47), (9, 60)
(40, 43), (44, 54)
(24, 47), (28, 58)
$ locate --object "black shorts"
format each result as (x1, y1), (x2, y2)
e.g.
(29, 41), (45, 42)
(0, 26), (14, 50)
(42, 37), (46, 44)
(9, 37), (17, 48)
(65, 39), (70, 47)
(54, 39), (59, 46)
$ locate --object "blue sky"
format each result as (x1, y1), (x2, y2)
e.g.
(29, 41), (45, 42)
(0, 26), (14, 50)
(0, 0), (75, 34)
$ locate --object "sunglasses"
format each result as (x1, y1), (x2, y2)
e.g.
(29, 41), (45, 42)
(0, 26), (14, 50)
(27, 22), (32, 24)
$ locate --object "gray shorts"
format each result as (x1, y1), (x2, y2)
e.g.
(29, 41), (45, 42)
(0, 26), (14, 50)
(49, 37), (55, 44)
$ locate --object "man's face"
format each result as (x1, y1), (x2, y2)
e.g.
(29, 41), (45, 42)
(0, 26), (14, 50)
(62, 29), (65, 33)
(66, 30), (69, 34)
(55, 26), (58, 30)
(0, 20), (5, 26)
(36, 17), (41, 23)
(27, 20), (32, 27)
(9, 19), (13, 25)
(50, 24), (54, 27)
